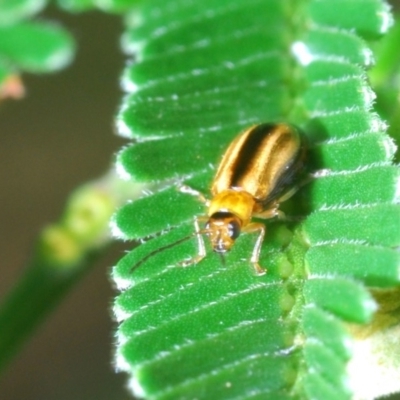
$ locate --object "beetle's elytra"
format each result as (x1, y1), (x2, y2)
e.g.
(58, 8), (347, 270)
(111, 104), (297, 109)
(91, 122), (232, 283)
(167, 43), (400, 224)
(131, 123), (306, 275)
(190, 122), (306, 274)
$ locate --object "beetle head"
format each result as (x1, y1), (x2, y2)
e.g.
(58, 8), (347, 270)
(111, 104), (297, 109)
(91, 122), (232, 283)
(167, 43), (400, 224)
(206, 211), (242, 253)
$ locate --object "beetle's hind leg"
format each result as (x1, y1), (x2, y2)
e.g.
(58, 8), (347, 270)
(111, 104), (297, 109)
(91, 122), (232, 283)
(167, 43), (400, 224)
(255, 185), (304, 222)
(254, 201), (287, 221)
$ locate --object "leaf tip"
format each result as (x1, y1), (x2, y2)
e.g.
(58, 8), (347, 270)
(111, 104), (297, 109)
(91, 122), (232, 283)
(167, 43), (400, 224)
(378, 1), (394, 34)
(127, 375), (146, 399)
(110, 214), (128, 239)
(116, 108), (134, 139)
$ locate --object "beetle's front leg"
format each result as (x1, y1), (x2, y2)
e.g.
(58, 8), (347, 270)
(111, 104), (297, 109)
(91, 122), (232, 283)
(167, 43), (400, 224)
(242, 222), (266, 275)
(179, 216), (208, 267)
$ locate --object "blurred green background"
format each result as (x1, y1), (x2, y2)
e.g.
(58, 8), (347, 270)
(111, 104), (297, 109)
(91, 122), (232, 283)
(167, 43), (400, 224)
(0, 8), (133, 400)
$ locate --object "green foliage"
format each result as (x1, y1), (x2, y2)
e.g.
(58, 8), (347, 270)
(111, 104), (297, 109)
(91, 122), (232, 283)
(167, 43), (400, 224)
(112, 0), (400, 399)
(0, 0), (48, 25)
(0, 21), (75, 73)
(0, 0), (398, 397)
(0, 0), (74, 90)
(57, 0), (143, 13)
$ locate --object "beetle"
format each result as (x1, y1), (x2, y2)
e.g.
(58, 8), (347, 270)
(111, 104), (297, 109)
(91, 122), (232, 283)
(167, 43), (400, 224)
(131, 122), (306, 275)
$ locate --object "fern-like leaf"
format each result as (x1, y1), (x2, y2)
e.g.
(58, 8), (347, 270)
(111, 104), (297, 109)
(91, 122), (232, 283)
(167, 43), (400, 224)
(0, 0), (75, 96)
(112, 1), (399, 399)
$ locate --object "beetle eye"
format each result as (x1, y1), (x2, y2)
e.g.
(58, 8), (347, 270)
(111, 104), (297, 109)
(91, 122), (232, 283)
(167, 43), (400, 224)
(228, 219), (241, 239)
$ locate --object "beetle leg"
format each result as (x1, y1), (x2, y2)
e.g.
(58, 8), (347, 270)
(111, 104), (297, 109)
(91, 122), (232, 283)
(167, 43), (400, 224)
(242, 222), (266, 275)
(256, 184), (305, 221)
(277, 186), (299, 203)
(179, 216), (207, 267)
(254, 203), (287, 221)
(178, 184), (209, 204)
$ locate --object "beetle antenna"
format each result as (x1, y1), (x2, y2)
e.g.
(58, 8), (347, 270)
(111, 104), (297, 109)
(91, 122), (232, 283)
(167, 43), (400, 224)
(129, 229), (210, 273)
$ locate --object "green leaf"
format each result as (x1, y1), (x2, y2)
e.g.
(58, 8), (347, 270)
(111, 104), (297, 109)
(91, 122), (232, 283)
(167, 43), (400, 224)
(114, 188), (203, 239)
(0, 21), (75, 73)
(0, 0), (48, 25)
(303, 277), (377, 323)
(56, 0), (95, 12)
(301, 306), (352, 360)
(303, 204), (400, 246)
(57, 0), (143, 13)
(112, 1), (400, 399)
(95, 0), (144, 13)
(307, 0), (392, 39)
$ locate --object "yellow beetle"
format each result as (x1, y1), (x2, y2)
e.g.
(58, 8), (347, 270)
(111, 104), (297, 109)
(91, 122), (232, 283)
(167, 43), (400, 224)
(132, 123), (306, 275)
